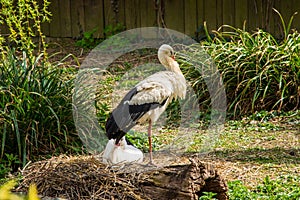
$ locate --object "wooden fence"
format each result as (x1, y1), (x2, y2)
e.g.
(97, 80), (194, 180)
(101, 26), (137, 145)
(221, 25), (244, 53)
(2, 0), (300, 39)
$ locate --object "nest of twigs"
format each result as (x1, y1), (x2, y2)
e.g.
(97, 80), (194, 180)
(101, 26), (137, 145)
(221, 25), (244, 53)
(16, 154), (229, 200)
(16, 155), (151, 200)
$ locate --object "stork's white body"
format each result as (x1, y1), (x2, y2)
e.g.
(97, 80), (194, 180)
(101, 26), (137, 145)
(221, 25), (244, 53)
(130, 71), (186, 124)
(103, 137), (143, 164)
(105, 44), (187, 164)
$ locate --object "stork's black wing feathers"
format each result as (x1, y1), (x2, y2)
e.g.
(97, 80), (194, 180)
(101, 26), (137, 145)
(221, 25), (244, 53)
(105, 87), (167, 144)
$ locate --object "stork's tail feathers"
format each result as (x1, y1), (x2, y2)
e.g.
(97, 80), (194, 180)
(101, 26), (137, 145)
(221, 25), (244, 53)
(105, 113), (126, 145)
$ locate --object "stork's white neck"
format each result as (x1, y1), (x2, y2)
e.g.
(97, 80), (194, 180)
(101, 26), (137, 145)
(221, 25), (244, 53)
(160, 56), (184, 76)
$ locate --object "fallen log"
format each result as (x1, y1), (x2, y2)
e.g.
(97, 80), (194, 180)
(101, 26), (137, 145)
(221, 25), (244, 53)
(136, 157), (228, 200)
(16, 155), (228, 200)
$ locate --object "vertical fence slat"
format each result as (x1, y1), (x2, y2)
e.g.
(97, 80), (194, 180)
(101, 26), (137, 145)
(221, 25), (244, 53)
(291, 0), (300, 33)
(253, 0), (266, 30)
(140, 1), (156, 27)
(204, 0), (217, 31)
(278, 0), (300, 37)
(60, 0), (72, 37)
(196, 0), (205, 39)
(269, 5), (276, 37)
(247, 0), (257, 31)
(84, 0), (104, 38)
(235, 0), (247, 29)
(273, 0), (291, 38)
(125, 0), (141, 30)
(103, 0), (126, 35)
(222, 0), (235, 31)
(197, 0), (205, 27)
(104, 0), (115, 28)
(272, 0), (283, 38)
(140, 1), (157, 38)
(41, 21), (50, 37)
(41, 20), (50, 37)
(280, 0), (292, 26)
(71, 0), (85, 38)
(185, 0), (198, 36)
(164, 0), (185, 33)
(287, 0), (300, 32)
(118, 0), (126, 26)
(49, 0), (61, 37)
(216, 0), (223, 30)
(266, 0), (275, 35)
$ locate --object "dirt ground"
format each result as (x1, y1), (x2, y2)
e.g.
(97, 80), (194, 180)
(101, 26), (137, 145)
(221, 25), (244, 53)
(46, 38), (91, 65)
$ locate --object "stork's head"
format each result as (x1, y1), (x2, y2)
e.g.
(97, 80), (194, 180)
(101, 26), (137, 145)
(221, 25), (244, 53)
(158, 44), (181, 74)
(158, 44), (175, 63)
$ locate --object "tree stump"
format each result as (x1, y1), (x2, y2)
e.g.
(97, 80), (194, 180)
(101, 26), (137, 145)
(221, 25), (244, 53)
(16, 155), (228, 200)
(136, 157), (228, 200)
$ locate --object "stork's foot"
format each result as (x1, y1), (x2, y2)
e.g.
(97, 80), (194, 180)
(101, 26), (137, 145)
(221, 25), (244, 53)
(148, 161), (155, 165)
(146, 160), (159, 167)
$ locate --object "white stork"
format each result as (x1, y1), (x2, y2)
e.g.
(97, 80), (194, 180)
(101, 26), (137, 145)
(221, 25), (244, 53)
(105, 44), (187, 164)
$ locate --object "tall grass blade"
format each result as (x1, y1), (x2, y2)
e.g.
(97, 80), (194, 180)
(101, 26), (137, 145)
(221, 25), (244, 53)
(1, 122), (7, 159)
(203, 21), (212, 42)
(273, 8), (297, 40)
(47, 105), (61, 134)
(10, 110), (21, 158)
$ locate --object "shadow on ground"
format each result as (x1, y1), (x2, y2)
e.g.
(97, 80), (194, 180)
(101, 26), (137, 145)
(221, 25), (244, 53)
(212, 147), (300, 164)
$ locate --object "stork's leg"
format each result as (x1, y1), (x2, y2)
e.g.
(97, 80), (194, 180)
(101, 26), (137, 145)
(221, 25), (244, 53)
(148, 119), (154, 164)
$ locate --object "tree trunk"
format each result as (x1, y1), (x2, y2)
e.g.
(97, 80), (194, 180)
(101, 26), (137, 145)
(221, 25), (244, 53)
(137, 157), (228, 200)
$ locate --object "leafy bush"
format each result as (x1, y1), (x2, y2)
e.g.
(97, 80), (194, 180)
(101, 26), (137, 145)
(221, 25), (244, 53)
(0, 48), (79, 168)
(103, 23), (125, 38)
(205, 28), (299, 116)
(178, 47), (212, 115)
(179, 12), (299, 118)
(75, 28), (101, 49)
(198, 191), (217, 200)
(76, 23), (125, 49)
(0, 0), (51, 56)
(0, 154), (20, 179)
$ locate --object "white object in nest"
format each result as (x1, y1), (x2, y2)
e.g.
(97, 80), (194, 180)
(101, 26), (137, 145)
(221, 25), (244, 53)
(102, 136), (143, 164)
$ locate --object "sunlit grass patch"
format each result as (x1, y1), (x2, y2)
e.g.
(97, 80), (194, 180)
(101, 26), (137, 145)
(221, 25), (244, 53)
(228, 175), (300, 199)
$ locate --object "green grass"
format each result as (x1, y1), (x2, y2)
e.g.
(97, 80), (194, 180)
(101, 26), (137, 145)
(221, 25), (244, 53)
(178, 14), (300, 118)
(0, 48), (80, 174)
(197, 177), (300, 200)
(228, 175), (300, 200)
(205, 26), (299, 116)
